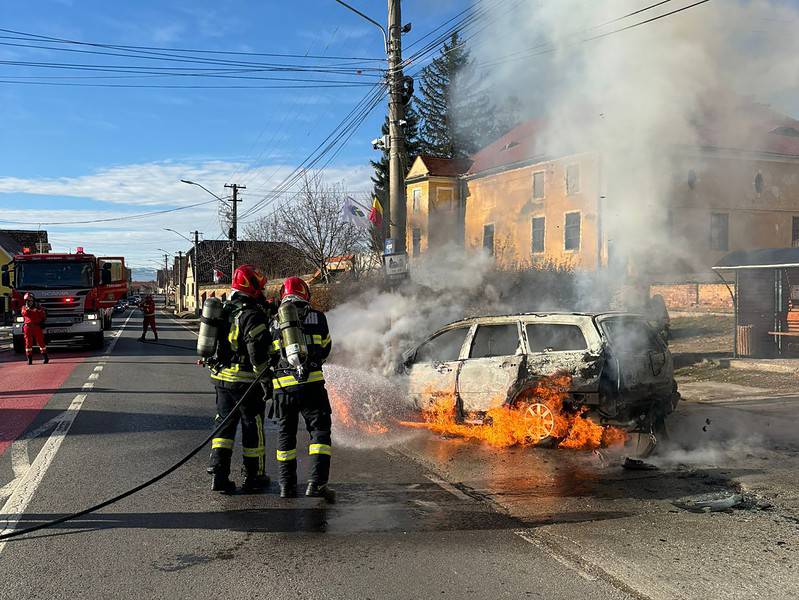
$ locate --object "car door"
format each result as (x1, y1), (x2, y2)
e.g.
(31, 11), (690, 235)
(456, 321), (524, 412)
(405, 325), (472, 410)
(523, 320), (603, 391)
(596, 315), (672, 398)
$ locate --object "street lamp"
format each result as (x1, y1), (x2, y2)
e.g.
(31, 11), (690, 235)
(180, 179), (225, 202)
(332, 0), (388, 51)
(164, 228), (192, 243)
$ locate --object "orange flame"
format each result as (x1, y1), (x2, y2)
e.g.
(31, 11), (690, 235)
(402, 375), (627, 451)
(328, 386), (389, 435)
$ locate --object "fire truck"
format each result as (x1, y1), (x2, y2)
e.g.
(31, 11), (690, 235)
(1, 247), (129, 353)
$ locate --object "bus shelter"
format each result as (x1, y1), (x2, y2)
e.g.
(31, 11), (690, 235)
(713, 248), (799, 358)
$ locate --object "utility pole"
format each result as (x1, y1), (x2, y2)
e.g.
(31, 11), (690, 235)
(177, 250), (184, 312)
(163, 253), (169, 296)
(388, 0), (406, 253)
(192, 230), (201, 315)
(224, 183), (245, 278)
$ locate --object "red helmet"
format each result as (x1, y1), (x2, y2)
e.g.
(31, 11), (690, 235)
(23, 292), (35, 302)
(280, 277), (310, 303)
(231, 264), (266, 298)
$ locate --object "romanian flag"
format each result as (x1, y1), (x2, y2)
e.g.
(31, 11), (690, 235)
(368, 197), (383, 228)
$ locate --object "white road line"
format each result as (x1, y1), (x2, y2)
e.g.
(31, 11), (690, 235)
(0, 394), (87, 553)
(87, 373), (99, 381)
(93, 365), (104, 373)
(424, 473), (473, 502)
(170, 314), (199, 338)
(0, 311), (133, 554)
(514, 530), (597, 582)
(81, 382), (94, 390)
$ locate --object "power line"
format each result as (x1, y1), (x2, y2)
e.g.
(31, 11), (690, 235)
(0, 79), (374, 89)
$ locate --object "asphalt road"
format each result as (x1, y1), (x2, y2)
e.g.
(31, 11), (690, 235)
(0, 311), (797, 599)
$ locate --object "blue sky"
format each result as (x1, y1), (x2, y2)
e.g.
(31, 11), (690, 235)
(0, 0), (467, 273)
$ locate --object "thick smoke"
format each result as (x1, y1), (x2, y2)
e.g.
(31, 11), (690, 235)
(463, 0), (799, 277)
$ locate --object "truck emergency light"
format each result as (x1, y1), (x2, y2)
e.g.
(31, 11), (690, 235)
(22, 247), (31, 254)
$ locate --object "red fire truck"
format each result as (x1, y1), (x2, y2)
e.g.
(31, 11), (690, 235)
(1, 247), (129, 353)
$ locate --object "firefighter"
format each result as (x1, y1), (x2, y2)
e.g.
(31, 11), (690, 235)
(138, 294), (158, 342)
(22, 292), (48, 365)
(270, 277), (335, 502)
(207, 265), (274, 494)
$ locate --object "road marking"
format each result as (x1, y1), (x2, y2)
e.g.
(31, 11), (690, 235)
(93, 365), (103, 373)
(87, 372), (99, 381)
(514, 530), (597, 582)
(424, 473), (473, 501)
(170, 314), (199, 338)
(81, 382), (94, 390)
(0, 311), (133, 553)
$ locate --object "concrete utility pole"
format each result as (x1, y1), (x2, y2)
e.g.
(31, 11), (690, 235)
(163, 253), (169, 295)
(224, 183), (245, 278)
(193, 230), (201, 315)
(176, 250), (184, 312)
(388, 0), (406, 253)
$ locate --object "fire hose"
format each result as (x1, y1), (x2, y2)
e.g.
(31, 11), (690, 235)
(0, 368), (269, 541)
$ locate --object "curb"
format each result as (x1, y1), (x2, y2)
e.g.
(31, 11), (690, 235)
(719, 359), (799, 375)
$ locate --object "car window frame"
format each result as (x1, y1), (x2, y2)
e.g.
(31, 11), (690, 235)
(523, 321), (589, 353)
(467, 321), (524, 359)
(412, 324), (473, 364)
(596, 315), (666, 354)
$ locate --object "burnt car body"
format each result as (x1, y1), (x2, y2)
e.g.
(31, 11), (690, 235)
(400, 312), (679, 435)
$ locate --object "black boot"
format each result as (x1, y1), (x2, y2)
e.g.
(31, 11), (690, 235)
(306, 482), (336, 504)
(211, 473), (236, 494)
(138, 335), (145, 342)
(42, 353), (49, 364)
(27, 355), (33, 365)
(279, 483), (297, 498)
(241, 474), (270, 493)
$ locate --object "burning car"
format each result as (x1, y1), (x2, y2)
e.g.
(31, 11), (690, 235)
(399, 312), (679, 446)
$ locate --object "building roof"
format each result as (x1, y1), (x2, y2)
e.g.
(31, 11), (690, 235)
(409, 155), (472, 179)
(464, 99), (799, 177)
(713, 247), (799, 270)
(185, 240), (309, 285)
(0, 229), (51, 256)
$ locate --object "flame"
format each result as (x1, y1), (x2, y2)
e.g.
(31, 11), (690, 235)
(328, 386), (389, 435)
(401, 375), (627, 451)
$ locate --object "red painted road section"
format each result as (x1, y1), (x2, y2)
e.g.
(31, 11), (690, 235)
(0, 353), (85, 456)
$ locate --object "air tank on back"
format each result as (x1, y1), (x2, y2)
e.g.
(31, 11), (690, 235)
(197, 297), (223, 358)
(277, 301), (308, 377)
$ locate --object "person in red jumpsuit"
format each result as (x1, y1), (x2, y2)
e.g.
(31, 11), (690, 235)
(22, 292), (48, 365)
(138, 294), (158, 342)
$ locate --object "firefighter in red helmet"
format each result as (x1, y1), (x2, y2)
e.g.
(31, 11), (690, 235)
(269, 276), (335, 502)
(22, 292), (48, 365)
(206, 265), (275, 494)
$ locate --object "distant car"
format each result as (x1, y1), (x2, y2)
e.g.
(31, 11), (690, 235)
(113, 300), (127, 314)
(128, 296), (141, 307)
(400, 312), (679, 443)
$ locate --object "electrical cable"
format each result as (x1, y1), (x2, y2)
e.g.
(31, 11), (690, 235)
(0, 366), (271, 541)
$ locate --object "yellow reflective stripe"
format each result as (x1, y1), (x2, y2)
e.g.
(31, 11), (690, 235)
(271, 370), (324, 389)
(311, 334), (323, 344)
(228, 314), (240, 351)
(252, 361), (269, 375)
(309, 443), (331, 456)
(212, 438), (234, 450)
(319, 335), (331, 348)
(242, 446), (265, 458)
(249, 323), (267, 339)
(211, 368), (257, 383)
(271, 339), (282, 350)
(276, 449), (297, 461)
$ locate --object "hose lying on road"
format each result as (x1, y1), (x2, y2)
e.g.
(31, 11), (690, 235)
(0, 369), (269, 541)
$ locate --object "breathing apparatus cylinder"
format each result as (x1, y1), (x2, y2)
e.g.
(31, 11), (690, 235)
(197, 297), (224, 358)
(277, 301), (307, 377)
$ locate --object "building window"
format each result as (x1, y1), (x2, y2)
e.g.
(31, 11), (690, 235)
(754, 172), (764, 194)
(710, 213), (729, 251)
(412, 189), (422, 213)
(531, 217), (545, 254)
(566, 164), (580, 195)
(533, 171), (545, 199)
(437, 188), (455, 212)
(412, 228), (421, 257)
(483, 224), (495, 256)
(792, 216), (799, 248)
(564, 212), (581, 251)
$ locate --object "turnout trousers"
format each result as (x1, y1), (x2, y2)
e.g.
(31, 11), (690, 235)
(23, 324), (46, 355)
(209, 381), (267, 479)
(272, 381), (332, 487)
(141, 316), (158, 339)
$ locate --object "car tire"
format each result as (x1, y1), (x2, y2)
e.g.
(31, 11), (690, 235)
(510, 388), (559, 447)
(12, 335), (25, 354)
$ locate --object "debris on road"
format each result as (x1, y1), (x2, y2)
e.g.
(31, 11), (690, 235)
(672, 491), (744, 513)
(622, 457), (659, 471)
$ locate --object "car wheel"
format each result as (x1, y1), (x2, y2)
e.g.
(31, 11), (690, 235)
(511, 388), (559, 447)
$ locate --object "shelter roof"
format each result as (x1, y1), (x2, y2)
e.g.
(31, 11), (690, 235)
(713, 247), (799, 270)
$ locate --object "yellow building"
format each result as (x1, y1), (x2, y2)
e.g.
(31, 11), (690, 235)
(406, 104), (799, 280)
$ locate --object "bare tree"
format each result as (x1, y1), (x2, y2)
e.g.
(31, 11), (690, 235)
(245, 173), (368, 283)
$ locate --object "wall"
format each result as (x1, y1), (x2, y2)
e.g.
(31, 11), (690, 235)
(405, 175), (461, 259)
(464, 153), (601, 270)
(650, 282), (734, 312)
